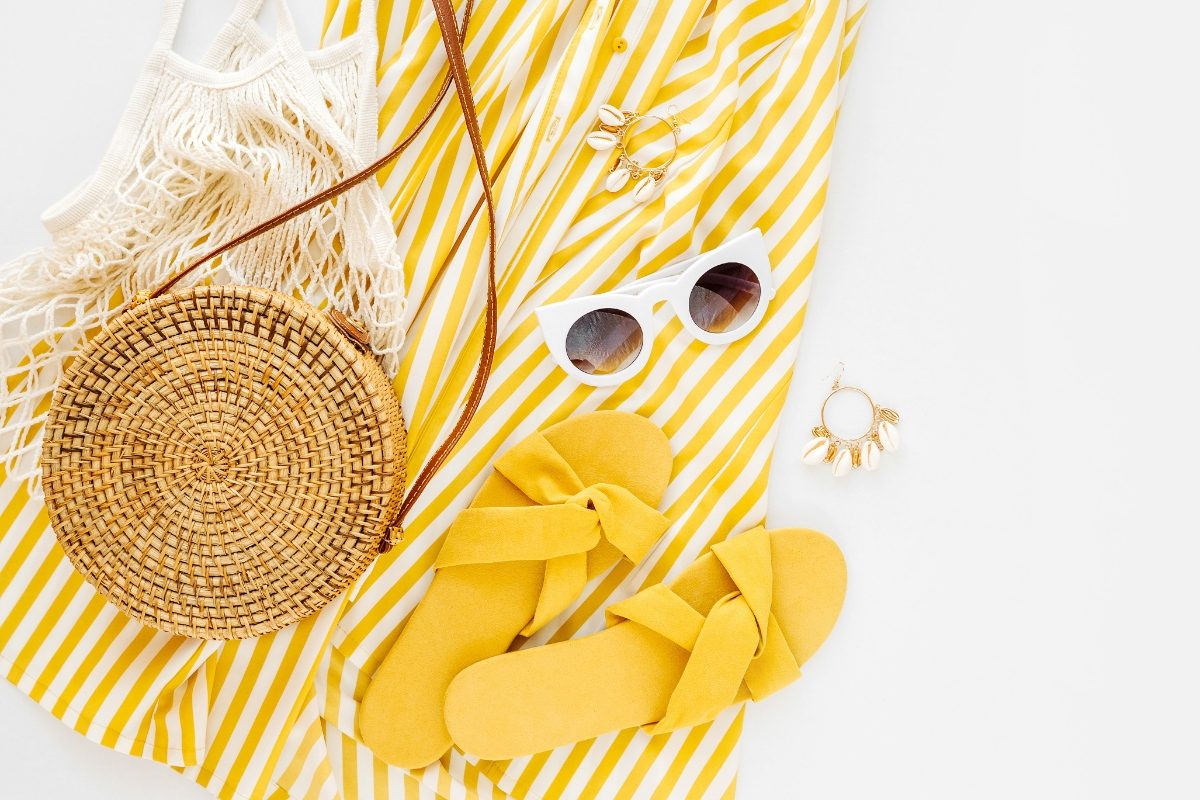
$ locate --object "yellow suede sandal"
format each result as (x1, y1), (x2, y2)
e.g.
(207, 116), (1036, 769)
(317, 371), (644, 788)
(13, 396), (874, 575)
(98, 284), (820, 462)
(442, 526), (846, 760)
(360, 411), (673, 768)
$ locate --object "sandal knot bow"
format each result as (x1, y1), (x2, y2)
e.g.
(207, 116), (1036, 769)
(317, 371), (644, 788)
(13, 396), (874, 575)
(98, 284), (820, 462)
(436, 430), (671, 636)
(605, 525), (802, 733)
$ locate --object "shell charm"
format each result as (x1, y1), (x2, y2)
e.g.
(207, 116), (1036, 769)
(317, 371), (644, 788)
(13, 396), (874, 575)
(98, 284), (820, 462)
(597, 103), (625, 127)
(802, 369), (900, 477)
(800, 436), (830, 465)
(588, 103), (682, 204)
(631, 174), (661, 203)
(861, 440), (881, 471)
(586, 130), (619, 151)
(605, 168), (631, 192)
(878, 420), (900, 452)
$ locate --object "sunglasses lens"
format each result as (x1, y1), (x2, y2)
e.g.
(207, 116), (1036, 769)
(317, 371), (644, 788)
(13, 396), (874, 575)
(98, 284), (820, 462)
(689, 262), (762, 333)
(564, 308), (644, 376)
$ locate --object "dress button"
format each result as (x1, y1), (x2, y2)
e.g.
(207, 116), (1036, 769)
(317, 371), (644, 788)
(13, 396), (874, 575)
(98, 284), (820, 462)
(612, 36), (628, 53)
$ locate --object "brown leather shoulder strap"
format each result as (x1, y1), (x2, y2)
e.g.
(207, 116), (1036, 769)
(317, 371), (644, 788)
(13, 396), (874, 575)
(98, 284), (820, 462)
(388, 0), (498, 544)
(142, 0), (498, 551)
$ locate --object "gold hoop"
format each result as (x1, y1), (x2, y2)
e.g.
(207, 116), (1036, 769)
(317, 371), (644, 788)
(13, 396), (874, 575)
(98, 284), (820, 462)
(616, 114), (681, 180)
(801, 366), (901, 476)
(588, 104), (684, 202)
(819, 385), (877, 442)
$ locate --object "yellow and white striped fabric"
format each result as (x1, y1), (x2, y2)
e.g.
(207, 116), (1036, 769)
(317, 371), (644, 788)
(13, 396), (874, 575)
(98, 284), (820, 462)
(0, 0), (866, 797)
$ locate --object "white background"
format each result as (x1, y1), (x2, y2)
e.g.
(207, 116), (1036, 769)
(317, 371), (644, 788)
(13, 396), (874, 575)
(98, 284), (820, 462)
(2, 1), (1198, 798)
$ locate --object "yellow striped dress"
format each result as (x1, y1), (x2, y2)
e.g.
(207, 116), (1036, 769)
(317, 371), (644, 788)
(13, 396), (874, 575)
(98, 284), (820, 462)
(0, 0), (867, 797)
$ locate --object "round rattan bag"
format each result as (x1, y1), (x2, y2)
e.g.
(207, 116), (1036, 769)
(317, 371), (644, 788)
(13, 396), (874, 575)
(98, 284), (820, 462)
(39, 5), (498, 640)
(41, 285), (406, 640)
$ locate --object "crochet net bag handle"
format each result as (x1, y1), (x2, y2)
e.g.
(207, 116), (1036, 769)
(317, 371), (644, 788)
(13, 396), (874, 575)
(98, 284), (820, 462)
(148, 0), (496, 545)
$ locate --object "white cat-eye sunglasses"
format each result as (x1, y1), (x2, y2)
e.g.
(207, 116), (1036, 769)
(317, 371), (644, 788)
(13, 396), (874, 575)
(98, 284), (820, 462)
(536, 229), (774, 387)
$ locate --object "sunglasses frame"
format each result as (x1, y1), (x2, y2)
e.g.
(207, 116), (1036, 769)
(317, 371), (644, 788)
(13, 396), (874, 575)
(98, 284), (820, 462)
(536, 228), (775, 387)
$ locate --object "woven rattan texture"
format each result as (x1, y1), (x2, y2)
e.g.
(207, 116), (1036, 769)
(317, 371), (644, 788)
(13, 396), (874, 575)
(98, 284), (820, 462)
(41, 285), (406, 639)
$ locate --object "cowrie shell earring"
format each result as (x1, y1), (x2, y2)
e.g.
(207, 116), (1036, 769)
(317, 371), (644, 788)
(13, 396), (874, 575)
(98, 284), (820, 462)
(587, 104), (682, 204)
(801, 366), (901, 477)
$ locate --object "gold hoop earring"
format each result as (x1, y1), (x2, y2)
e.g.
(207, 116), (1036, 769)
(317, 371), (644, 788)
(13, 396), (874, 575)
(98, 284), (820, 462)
(586, 104), (682, 203)
(801, 366), (900, 477)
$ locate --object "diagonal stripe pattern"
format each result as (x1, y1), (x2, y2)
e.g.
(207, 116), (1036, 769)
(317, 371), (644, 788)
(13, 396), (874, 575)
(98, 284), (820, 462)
(0, 0), (866, 797)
